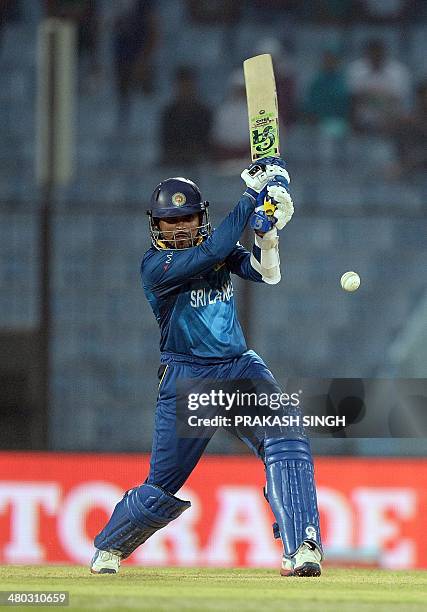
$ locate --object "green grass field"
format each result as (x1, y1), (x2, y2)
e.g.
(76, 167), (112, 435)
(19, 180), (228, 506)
(0, 566), (426, 612)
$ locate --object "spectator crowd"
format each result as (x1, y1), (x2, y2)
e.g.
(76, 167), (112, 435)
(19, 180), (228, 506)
(1, 0), (424, 176)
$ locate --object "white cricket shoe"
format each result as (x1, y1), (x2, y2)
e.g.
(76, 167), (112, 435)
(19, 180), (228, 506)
(90, 549), (121, 574)
(280, 556), (294, 577)
(293, 541), (322, 577)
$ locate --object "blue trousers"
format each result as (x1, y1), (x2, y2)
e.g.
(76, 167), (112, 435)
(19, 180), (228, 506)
(147, 349), (279, 493)
(94, 349), (322, 558)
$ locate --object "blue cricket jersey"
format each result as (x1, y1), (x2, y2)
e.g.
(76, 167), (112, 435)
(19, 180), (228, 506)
(141, 194), (263, 359)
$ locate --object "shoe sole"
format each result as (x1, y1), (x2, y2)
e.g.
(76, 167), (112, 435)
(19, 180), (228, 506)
(280, 567), (295, 577)
(293, 562), (321, 577)
(90, 568), (117, 575)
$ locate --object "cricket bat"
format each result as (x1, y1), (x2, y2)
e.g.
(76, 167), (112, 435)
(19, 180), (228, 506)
(243, 53), (280, 216)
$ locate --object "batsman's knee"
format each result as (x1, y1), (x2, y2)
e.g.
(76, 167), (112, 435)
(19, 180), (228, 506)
(264, 437), (313, 465)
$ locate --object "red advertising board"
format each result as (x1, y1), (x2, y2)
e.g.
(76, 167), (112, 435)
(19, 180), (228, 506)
(0, 453), (426, 568)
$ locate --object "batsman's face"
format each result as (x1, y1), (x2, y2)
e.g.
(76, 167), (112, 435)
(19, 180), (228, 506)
(158, 213), (200, 249)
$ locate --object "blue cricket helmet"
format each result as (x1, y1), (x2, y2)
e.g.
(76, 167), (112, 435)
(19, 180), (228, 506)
(147, 177), (211, 249)
(148, 177), (208, 218)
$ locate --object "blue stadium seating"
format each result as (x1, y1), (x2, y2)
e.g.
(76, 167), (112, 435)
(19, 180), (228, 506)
(0, 5), (426, 451)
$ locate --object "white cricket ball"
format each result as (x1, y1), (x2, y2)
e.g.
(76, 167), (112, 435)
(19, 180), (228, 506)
(340, 271), (360, 292)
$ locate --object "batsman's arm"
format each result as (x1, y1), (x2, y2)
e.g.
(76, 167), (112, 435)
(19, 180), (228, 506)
(226, 228), (281, 285)
(250, 227), (281, 284)
(226, 244), (262, 282)
(240, 169), (294, 284)
(141, 193), (257, 296)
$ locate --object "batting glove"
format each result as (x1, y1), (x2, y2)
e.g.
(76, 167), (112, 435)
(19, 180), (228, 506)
(266, 175), (294, 230)
(250, 208), (275, 233)
(249, 176), (294, 232)
(249, 187), (275, 232)
(241, 157), (291, 195)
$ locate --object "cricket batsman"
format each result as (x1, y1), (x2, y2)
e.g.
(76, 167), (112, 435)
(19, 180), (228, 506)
(90, 157), (323, 577)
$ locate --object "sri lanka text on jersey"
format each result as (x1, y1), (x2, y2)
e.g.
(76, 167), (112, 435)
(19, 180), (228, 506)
(190, 280), (234, 308)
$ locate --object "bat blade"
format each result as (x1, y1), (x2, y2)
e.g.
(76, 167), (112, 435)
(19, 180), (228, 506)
(243, 53), (280, 162)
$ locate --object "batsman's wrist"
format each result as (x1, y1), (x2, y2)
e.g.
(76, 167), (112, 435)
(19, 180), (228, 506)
(255, 227), (278, 249)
